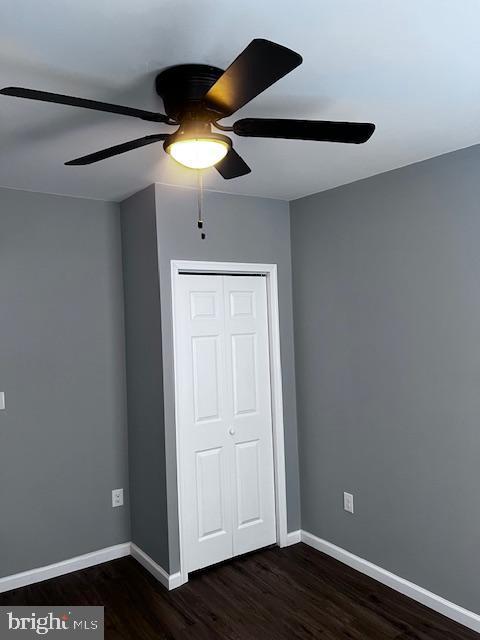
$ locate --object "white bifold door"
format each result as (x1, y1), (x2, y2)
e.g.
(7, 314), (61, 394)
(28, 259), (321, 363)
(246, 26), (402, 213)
(174, 274), (276, 573)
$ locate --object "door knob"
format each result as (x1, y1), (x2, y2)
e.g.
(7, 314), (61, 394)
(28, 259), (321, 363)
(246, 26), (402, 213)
(229, 428), (235, 436)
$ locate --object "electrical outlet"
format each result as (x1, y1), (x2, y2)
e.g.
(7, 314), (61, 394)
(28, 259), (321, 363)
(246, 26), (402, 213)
(343, 492), (354, 514)
(112, 488), (124, 508)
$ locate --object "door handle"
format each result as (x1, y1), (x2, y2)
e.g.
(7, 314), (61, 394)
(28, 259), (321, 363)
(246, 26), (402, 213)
(228, 428), (236, 436)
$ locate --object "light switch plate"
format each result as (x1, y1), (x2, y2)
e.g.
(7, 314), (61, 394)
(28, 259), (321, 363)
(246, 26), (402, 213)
(0, 392), (5, 410)
(112, 488), (124, 508)
(343, 491), (354, 514)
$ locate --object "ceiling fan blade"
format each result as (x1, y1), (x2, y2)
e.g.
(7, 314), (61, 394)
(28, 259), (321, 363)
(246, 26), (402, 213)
(65, 134), (169, 165)
(204, 39), (302, 117)
(0, 87), (169, 123)
(233, 118), (376, 143)
(215, 147), (251, 179)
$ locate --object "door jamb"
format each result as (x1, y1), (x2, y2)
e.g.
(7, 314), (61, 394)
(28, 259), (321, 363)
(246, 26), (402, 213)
(171, 260), (289, 586)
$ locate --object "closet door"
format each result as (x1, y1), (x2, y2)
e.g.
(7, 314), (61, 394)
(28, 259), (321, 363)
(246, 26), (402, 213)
(175, 273), (276, 574)
(175, 275), (233, 572)
(223, 276), (276, 555)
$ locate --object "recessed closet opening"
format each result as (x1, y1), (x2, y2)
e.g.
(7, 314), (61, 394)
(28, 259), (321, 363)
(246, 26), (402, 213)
(170, 261), (288, 585)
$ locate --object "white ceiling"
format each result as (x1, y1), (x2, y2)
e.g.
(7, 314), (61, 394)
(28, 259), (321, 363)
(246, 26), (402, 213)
(0, 0), (479, 202)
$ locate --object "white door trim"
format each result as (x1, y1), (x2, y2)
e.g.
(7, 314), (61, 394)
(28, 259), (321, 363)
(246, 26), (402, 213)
(171, 260), (288, 586)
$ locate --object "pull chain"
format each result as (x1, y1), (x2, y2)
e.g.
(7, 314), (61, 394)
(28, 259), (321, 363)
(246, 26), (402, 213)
(197, 170), (206, 239)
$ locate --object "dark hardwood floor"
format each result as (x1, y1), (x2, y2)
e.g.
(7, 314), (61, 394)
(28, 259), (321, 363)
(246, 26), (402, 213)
(0, 543), (476, 639)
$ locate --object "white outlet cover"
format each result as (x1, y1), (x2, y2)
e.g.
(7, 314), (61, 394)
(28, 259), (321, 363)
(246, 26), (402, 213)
(344, 492), (354, 514)
(0, 392), (5, 410)
(112, 488), (124, 508)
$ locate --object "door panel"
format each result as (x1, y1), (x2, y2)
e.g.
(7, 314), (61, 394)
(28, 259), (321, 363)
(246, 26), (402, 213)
(235, 439), (262, 527)
(192, 335), (221, 423)
(230, 290), (256, 318)
(231, 333), (258, 415)
(190, 291), (217, 319)
(175, 275), (233, 572)
(175, 273), (276, 573)
(196, 447), (226, 539)
(224, 276), (277, 556)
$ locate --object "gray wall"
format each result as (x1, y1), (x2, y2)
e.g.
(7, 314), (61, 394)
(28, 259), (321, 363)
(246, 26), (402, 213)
(0, 187), (129, 578)
(290, 144), (480, 612)
(120, 186), (169, 570)
(154, 184), (301, 573)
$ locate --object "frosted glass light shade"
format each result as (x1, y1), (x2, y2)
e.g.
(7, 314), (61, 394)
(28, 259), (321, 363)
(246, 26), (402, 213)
(167, 137), (229, 169)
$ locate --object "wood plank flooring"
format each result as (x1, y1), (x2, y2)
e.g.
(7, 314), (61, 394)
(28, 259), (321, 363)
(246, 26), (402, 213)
(0, 543), (477, 639)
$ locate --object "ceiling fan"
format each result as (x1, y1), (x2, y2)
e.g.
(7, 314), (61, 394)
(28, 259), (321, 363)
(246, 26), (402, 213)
(0, 39), (375, 179)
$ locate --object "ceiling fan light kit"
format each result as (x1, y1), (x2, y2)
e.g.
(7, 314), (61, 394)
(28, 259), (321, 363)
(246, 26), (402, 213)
(0, 38), (375, 177)
(166, 135), (229, 170)
(164, 122), (231, 169)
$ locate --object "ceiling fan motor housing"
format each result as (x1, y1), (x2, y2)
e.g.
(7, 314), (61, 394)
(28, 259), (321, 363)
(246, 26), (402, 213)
(155, 64), (226, 122)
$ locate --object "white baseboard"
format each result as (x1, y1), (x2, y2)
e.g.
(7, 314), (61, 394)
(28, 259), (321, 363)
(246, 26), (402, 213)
(284, 530), (302, 546)
(0, 543), (130, 594)
(301, 530), (480, 634)
(130, 544), (184, 590)
(0, 542), (184, 595)
(4, 533), (477, 633)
